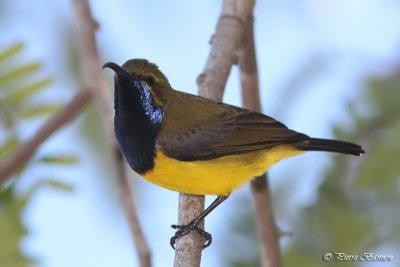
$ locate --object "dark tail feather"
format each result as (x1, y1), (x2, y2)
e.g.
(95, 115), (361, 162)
(300, 138), (365, 156)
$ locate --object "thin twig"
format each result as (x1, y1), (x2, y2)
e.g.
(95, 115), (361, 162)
(250, 175), (281, 267)
(0, 1), (151, 265)
(72, 0), (151, 266)
(173, 0), (255, 266)
(174, 194), (206, 267)
(0, 89), (91, 183)
(116, 152), (151, 267)
(239, 15), (281, 267)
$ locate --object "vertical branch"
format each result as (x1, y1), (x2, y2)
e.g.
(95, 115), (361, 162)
(72, 0), (151, 266)
(173, 0), (255, 266)
(116, 152), (151, 267)
(250, 175), (281, 267)
(239, 15), (281, 267)
(174, 194), (205, 267)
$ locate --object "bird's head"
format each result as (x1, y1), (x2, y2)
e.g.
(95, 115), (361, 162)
(103, 59), (172, 105)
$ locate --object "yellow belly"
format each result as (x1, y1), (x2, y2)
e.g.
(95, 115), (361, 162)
(140, 145), (304, 196)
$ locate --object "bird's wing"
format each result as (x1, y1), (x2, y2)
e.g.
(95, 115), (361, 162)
(158, 103), (308, 161)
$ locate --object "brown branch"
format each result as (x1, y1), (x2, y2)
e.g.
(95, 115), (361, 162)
(250, 176), (281, 267)
(72, 0), (151, 266)
(174, 0), (255, 266)
(0, 89), (91, 183)
(197, 0), (255, 100)
(174, 194), (206, 267)
(116, 152), (151, 267)
(0, 1), (151, 265)
(239, 15), (281, 267)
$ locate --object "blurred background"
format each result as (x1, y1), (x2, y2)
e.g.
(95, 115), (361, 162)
(1, 0), (400, 266)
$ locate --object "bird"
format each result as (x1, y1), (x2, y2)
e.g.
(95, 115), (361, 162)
(103, 59), (365, 249)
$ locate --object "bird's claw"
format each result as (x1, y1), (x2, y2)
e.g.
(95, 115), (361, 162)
(170, 224), (212, 249)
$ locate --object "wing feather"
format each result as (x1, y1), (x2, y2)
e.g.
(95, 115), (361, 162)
(158, 101), (308, 161)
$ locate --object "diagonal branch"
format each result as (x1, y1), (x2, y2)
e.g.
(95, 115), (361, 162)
(0, 89), (91, 183)
(0, 0), (152, 266)
(173, 0), (255, 266)
(239, 15), (281, 267)
(72, 0), (151, 266)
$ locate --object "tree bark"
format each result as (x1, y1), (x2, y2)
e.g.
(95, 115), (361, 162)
(239, 15), (281, 267)
(0, 89), (91, 183)
(174, 0), (256, 266)
(45, 0), (156, 266)
(72, 1), (152, 266)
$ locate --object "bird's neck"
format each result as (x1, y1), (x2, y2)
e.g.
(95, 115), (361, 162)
(114, 80), (164, 174)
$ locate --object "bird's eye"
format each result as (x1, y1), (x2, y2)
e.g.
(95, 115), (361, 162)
(146, 75), (156, 86)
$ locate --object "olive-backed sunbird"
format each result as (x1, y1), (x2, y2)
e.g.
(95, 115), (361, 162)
(103, 59), (364, 248)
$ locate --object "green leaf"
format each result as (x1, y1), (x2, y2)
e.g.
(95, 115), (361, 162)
(0, 43), (75, 267)
(0, 184), (14, 204)
(281, 70), (400, 266)
(18, 180), (74, 208)
(20, 104), (61, 119)
(0, 184), (36, 267)
(45, 180), (75, 192)
(5, 78), (52, 104)
(0, 63), (41, 84)
(0, 138), (20, 161)
(0, 178), (72, 267)
(0, 43), (24, 62)
(0, 212), (36, 267)
(39, 155), (79, 165)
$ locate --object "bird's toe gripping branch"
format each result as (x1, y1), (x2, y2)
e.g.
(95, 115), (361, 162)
(170, 224), (212, 249)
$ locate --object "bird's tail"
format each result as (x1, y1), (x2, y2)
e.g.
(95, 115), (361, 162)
(299, 138), (365, 156)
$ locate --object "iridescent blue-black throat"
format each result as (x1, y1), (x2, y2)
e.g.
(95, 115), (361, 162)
(114, 78), (164, 174)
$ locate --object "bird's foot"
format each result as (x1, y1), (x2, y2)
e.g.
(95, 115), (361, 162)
(170, 224), (212, 249)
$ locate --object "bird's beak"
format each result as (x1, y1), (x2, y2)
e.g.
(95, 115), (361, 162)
(103, 62), (131, 79)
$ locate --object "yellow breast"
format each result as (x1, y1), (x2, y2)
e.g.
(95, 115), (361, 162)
(140, 145), (304, 196)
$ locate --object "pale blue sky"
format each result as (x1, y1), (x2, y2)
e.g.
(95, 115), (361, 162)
(1, 0), (400, 266)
